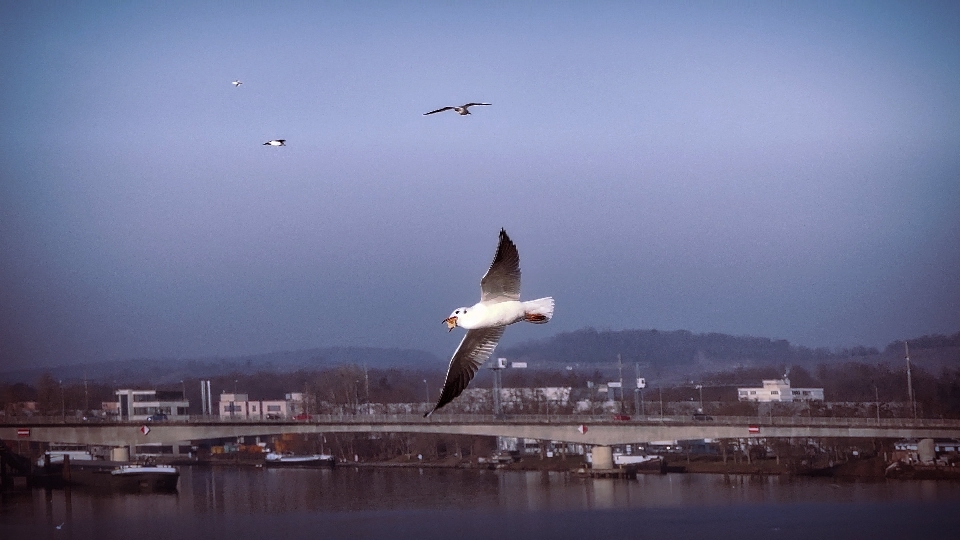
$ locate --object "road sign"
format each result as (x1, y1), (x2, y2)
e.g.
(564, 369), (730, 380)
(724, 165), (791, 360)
(637, 378), (646, 389)
(140, 425), (151, 436)
(748, 425), (760, 434)
(16, 428), (30, 438)
(577, 424), (588, 434)
(607, 381), (622, 388)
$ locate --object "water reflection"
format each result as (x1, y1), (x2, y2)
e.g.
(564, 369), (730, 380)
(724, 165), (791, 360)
(4, 467), (960, 539)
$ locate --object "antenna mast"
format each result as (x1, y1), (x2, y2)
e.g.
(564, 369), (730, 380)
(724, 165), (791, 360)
(905, 341), (916, 418)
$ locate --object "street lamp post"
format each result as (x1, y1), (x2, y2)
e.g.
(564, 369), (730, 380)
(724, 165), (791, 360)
(696, 384), (704, 413)
(59, 380), (65, 420)
(658, 387), (664, 421)
(905, 341), (917, 419)
(423, 379), (429, 404)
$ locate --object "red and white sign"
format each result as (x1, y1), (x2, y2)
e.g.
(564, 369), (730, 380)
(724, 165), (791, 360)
(748, 425), (760, 434)
(16, 428), (30, 438)
(139, 425), (151, 435)
(577, 424), (588, 434)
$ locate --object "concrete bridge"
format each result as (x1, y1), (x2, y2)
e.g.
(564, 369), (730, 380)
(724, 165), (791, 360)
(4, 414), (959, 447)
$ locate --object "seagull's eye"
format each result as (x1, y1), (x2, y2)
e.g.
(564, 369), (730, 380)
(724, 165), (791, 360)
(455, 310), (460, 314)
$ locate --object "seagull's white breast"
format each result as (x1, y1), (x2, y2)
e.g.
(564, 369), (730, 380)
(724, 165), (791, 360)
(458, 300), (525, 329)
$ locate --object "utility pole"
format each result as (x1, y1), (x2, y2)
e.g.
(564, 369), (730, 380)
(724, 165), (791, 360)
(364, 364), (370, 403)
(658, 386), (664, 421)
(905, 341), (916, 419)
(874, 385), (880, 424)
(696, 384), (704, 413)
(617, 354), (624, 413)
(633, 363), (640, 416)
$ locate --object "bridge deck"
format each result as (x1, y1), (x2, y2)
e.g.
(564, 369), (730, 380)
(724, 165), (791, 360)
(3, 415), (959, 446)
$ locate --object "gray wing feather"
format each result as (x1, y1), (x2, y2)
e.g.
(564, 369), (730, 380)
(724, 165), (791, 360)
(424, 107), (454, 115)
(425, 326), (505, 417)
(480, 228), (521, 302)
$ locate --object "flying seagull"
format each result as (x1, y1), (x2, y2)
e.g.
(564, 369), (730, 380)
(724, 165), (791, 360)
(425, 229), (554, 417)
(423, 103), (491, 116)
(232, 80), (242, 87)
(263, 139), (286, 146)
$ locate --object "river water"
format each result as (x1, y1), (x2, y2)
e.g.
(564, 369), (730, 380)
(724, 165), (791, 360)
(2, 466), (959, 540)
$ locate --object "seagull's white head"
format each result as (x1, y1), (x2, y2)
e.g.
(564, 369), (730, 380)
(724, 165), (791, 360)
(444, 308), (470, 331)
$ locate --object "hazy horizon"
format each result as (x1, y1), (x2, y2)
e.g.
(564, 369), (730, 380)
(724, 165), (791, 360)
(3, 2), (959, 370)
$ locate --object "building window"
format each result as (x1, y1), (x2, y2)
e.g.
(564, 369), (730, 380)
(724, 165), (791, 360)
(771, 391), (779, 395)
(267, 405), (281, 412)
(792, 391), (801, 395)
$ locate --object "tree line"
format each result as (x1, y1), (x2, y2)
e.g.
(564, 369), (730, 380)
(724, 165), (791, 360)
(3, 360), (959, 419)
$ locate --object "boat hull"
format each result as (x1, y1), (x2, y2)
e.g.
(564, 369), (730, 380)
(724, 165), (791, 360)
(263, 454), (336, 468)
(68, 462), (180, 493)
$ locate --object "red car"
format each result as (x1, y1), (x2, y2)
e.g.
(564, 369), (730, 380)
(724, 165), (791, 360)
(293, 413), (312, 421)
(612, 414), (631, 421)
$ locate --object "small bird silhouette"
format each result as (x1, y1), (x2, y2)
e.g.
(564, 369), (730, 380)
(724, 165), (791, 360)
(56, 522), (65, 530)
(263, 139), (286, 146)
(423, 103), (491, 116)
(232, 80), (242, 87)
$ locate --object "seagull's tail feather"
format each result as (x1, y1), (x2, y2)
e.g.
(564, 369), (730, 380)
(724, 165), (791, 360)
(522, 297), (554, 324)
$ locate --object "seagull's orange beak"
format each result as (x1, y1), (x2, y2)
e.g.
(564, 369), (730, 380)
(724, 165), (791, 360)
(444, 316), (458, 332)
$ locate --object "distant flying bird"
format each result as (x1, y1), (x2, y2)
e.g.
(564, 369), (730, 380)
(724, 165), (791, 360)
(56, 522), (65, 530)
(232, 80), (242, 87)
(423, 103), (491, 116)
(263, 139), (286, 146)
(425, 229), (554, 417)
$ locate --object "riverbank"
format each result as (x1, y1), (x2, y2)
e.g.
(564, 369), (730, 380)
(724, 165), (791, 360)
(169, 452), (960, 480)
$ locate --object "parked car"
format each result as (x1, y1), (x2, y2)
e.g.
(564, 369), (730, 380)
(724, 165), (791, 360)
(293, 413), (312, 421)
(265, 413), (282, 420)
(692, 413), (714, 421)
(146, 413), (168, 422)
(612, 414), (631, 421)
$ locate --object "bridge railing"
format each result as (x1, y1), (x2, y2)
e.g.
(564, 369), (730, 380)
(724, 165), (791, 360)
(5, 413), (960, 429)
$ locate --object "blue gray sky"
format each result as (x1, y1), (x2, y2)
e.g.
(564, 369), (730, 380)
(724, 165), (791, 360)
(2, 1), (959, 370)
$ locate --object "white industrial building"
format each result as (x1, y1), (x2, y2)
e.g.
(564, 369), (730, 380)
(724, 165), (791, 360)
(737, 379), (824, 403)
(115, 389), (189, 421)
(218, 392), (306, 419)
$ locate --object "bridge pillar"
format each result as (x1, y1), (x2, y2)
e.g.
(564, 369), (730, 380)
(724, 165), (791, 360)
(918, 438), (935, 464)
(592, 446), (614, 469)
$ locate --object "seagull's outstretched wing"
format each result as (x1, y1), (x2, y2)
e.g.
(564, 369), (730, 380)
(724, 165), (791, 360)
(464, 103), (491, 108)
(425, 326), (505, 417)
(480, 228), (521, 302)
(424, 106), (454, 115)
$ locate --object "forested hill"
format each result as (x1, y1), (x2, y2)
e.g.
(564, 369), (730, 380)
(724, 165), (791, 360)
(3, 329), (957, 385)
(0, 346), (442, 385)
(499, 328), (960, 369)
